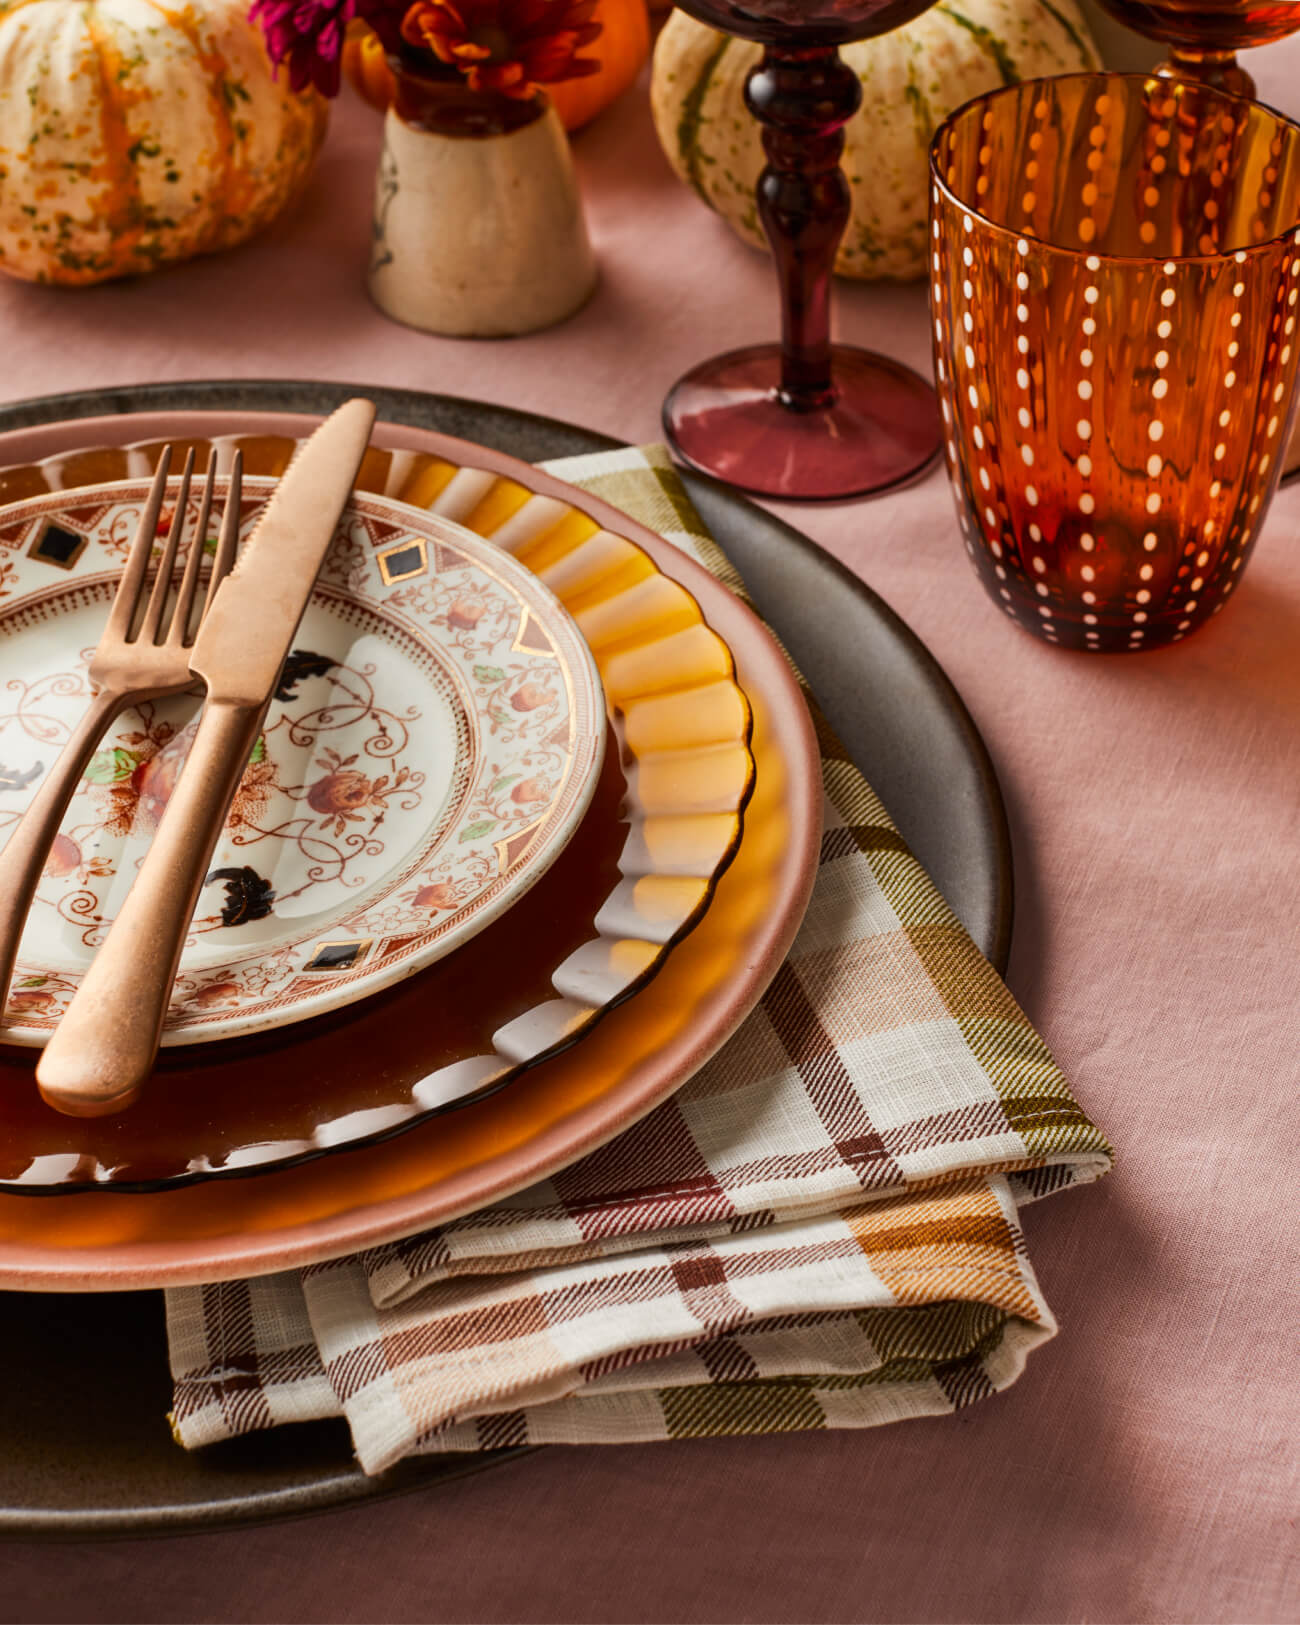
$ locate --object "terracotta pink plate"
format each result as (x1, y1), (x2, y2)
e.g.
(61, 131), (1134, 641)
(0, 411), (821, 1292)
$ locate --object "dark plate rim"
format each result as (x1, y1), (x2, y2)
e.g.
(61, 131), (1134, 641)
(0, 379), (1011, 1539)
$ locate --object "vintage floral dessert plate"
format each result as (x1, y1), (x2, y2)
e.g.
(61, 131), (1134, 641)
(0, 478), (605, 1048)
(0, 416), (758, 1193)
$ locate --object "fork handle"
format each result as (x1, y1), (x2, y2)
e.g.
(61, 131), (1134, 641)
(0, 688), (130, 1023)
(36, 700), (264, 1117)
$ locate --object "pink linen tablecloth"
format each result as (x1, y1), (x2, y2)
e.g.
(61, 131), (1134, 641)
(0, 43), (1296, 1625)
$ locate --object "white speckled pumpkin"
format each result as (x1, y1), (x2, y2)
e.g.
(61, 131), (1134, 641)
(651, 0), (1099, 281)
(0, 0), (328, 286)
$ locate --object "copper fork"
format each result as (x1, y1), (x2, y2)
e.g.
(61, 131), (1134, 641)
(0, 447), (243, 1025)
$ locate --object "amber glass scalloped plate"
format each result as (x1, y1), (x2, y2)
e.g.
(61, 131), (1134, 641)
(0, 415), (759, 1195)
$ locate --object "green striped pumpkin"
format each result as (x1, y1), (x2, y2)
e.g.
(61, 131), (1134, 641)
(650, 1), (1099, 281)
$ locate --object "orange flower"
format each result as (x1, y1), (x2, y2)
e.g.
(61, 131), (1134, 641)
(401, 0), (601, 98)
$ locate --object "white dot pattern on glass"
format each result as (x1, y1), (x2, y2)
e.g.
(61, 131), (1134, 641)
(928, 79), (1300, 653)
(1074, 232), (1098, 540)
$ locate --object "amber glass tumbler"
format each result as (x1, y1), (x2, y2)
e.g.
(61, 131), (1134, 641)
(930, 74), (1300, 651)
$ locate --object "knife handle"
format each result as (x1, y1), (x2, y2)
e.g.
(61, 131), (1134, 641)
(0, 688), (128, 1024)
(36, 701), (264, 1118)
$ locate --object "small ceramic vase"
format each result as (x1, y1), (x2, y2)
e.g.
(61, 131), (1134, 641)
(368, 59), (597, 338)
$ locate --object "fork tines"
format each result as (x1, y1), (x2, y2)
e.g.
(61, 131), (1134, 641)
(122, 447), (243, 647)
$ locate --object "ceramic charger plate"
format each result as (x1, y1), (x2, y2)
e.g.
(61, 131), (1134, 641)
(0, 412), (772, 1208)
(0, 479), (606, 1047)
(0, 386), (1012, 1534)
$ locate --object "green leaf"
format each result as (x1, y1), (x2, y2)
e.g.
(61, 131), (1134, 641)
(17, 976), (46, 989)
(474, 665), (506, 684)
(490, 774), (521, 794)
(84, 746), (138, 785)
(458, 818), (497, 843)
(247, 734), (267, 765)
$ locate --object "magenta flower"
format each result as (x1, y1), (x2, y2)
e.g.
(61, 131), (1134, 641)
(252, 0), (405, 96)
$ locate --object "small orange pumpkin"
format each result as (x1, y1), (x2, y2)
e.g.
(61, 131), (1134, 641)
(343, 20), (397, 111)
(342, 0), (649, 131)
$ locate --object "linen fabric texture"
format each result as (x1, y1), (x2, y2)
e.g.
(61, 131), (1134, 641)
(166, 447), (1112, 1474)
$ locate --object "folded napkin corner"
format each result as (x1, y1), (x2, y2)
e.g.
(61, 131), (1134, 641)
(166, 445), (1112, 1475)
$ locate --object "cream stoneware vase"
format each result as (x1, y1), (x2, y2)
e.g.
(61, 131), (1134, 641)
(368, 96), (596, 338)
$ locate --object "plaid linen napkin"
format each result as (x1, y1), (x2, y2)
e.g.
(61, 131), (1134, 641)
(166, 447), (1112, 1474)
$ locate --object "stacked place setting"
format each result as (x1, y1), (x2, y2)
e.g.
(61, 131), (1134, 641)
(0, 394), (825, 1526)
(0, 405), (773, 1206)
(0, 387), (1116, 1518)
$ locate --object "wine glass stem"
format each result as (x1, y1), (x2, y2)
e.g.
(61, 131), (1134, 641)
(1159, 45), (1255, 97)
(744, 45), (862, 413)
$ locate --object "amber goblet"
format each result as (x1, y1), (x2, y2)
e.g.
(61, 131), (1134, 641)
(930, 73), (1300, 652)
(1089, 0), (1300, 98)
(661, 0), (943, 501)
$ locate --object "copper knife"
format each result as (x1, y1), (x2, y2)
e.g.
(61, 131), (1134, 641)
(37, 397), (377, 1117)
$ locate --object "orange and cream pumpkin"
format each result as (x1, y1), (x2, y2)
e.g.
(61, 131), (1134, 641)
(0, 0), (327, 286)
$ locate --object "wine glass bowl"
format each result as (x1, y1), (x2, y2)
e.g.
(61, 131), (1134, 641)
(662, 0), (944, 501)
(1090, 0), (1300, 96)
(930, 73), (1300, 651)
(678, 0), (946, 45)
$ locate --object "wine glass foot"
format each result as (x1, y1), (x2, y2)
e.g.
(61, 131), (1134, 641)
(663, 343), (942, 501)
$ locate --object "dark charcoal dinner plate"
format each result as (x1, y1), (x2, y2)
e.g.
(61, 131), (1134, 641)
(0, 380), (1011, 1539)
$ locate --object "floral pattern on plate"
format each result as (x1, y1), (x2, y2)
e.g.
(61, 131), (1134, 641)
(0, 479), (605, 1045)
(0, 412), (758, 1193)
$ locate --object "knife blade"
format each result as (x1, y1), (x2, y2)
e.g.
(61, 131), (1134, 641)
(191, 396), (376, 705)
(36, 398), (377, 1117)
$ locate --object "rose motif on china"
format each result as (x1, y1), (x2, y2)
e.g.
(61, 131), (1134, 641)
(411, 880), (462, 910)
(55, 653), (425, 942)
(511, 776), (551, 806)
(308, 766), (375, 818)
(304, 748), (417, 838)
(448, 596), (487, 631)
(510, 682), (553, 713)
(191, 981), (243, 1009)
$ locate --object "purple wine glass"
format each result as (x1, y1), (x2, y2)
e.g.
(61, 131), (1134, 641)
(662, 0), (944, 501)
